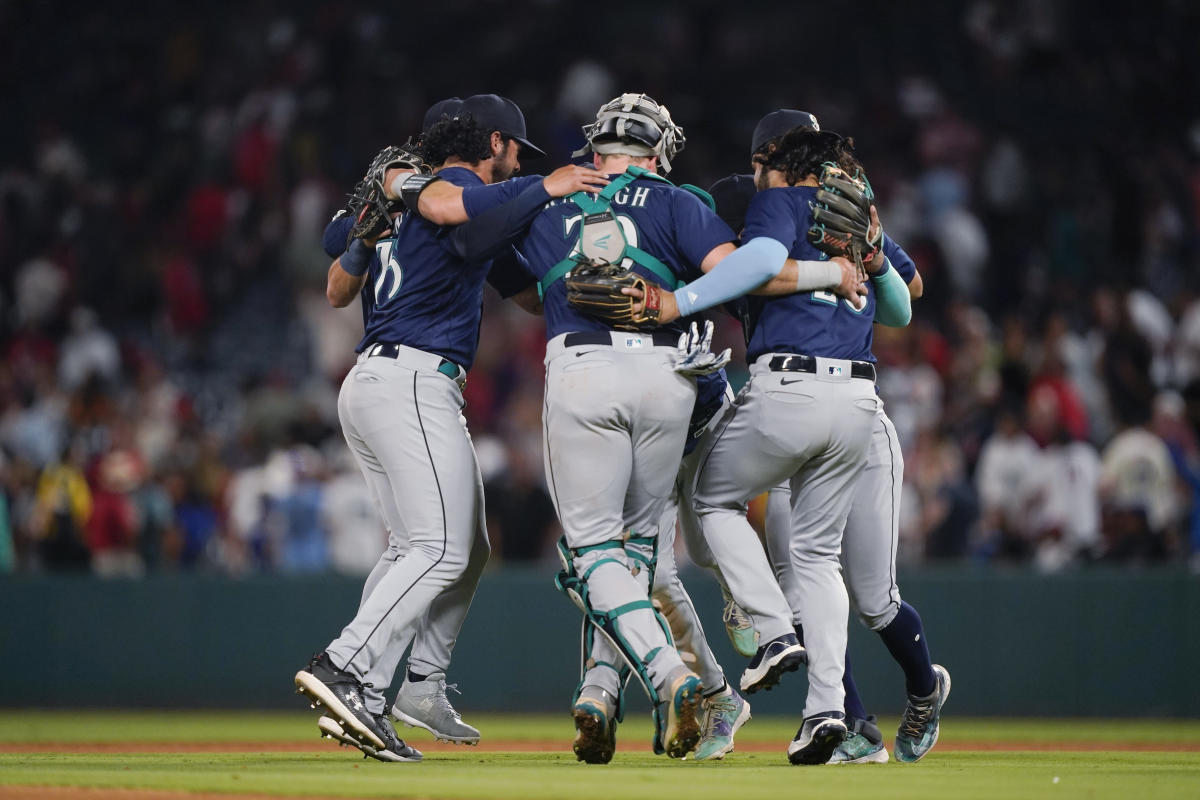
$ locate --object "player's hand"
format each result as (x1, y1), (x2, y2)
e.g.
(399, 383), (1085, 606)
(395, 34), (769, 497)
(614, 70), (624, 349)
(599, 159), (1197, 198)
(864, 206), (886, 275)
(542, 165), (610, 198)
(623, 283), (680, 324)
(831, 256), (868, 310)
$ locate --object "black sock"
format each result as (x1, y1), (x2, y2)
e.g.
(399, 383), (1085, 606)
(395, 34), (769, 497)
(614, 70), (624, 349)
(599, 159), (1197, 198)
(842, 649), (870, 722)
(702, 678), (729, 699)
(407, 669), (429, 684)
(877, 602), (936, 697)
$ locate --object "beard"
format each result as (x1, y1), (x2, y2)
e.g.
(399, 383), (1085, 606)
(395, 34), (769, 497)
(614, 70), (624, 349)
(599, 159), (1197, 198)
(489, 140), (518, 182)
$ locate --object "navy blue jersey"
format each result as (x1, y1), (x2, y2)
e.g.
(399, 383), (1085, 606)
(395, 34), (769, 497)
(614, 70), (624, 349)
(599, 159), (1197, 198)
(355, 166), (498, 368)
(742, 186), (877, 363)
(883, 234), (915, 284)
(487, 247), (535, 298)
(495, 174), (735, 339)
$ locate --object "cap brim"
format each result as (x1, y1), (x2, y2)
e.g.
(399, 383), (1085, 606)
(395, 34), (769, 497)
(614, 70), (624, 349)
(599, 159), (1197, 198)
(511, 135), (546, 158)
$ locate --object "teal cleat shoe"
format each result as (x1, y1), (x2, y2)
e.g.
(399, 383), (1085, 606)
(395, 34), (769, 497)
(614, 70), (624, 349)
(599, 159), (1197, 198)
(721, 585), (758, 658)
(894, 664), (951, 763)
(828, 715), (888, 764)
(656, 667), (702, 759)
(573, 686), (619, 764)
(693, 686), (751, 761)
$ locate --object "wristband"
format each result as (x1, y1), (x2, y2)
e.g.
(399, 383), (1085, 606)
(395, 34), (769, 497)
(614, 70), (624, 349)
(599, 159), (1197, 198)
(340, 239), (371, 277)
(390, 173), (442, 215)
(794, 260), (843, 292)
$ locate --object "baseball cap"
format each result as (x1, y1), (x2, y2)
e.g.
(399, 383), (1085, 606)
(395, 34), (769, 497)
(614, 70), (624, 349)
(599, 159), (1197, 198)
(707, 173), (757, 232)
(459, 94), (546, 158)
(423, 97), (462, 133)
(750, 109), (821, 156)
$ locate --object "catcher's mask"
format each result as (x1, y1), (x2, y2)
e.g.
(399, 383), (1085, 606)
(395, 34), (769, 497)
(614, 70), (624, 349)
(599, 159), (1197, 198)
(572, 92), (686, 174)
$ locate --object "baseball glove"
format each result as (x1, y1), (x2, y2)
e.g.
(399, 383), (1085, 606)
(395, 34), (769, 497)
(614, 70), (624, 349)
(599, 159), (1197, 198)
(565, 265), (663, 330)
(345, 142), (431, 247)
(807, 163), (883, 276)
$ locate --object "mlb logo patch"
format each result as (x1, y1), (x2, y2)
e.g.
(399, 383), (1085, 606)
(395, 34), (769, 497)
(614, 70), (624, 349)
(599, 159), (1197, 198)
(624, 337), (644, 348)
(827, 365), (844, 376)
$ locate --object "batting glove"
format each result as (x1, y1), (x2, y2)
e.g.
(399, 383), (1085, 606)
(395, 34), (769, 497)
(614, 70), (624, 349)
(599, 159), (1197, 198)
(670, 320), (732, 377)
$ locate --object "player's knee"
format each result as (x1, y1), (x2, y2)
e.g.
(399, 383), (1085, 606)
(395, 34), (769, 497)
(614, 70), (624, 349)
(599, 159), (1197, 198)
(856, 601), (900, 632)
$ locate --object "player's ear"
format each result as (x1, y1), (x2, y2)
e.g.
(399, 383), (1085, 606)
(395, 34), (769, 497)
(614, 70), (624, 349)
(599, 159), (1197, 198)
(490, 131), (505, 158)
(593, 153), (603, 169)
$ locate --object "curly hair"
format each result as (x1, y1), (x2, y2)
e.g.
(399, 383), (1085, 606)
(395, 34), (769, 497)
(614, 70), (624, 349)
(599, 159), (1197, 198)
(753, 128), (863, 185)
(422, 113), (494, 166)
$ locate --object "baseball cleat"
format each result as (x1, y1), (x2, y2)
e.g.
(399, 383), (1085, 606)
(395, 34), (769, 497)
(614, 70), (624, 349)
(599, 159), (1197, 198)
(391, 672), (481, 745)
(720, 586), (759, 658)
(294, 652), (386, 750)
(894, 664), (951, 763)
(317, 715), (424, 762)
(787, 712), (848, 765)
(572, 686), (619, 764)
(693, 686), (751, 761)
(828, 715), (889, 764)
(657, 667), (703, 759)
(739, 633), (806, 694)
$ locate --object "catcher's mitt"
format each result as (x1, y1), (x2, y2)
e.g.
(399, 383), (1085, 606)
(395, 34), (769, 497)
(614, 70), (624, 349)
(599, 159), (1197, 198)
(565, 265), (663, 330)
(807, 163), (882, 277)
(345, 142), (431, 247)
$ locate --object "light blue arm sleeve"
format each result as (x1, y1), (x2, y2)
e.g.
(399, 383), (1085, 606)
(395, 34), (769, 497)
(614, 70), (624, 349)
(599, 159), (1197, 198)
(871, 258), (912, 327)
(673, 236), (788, 318)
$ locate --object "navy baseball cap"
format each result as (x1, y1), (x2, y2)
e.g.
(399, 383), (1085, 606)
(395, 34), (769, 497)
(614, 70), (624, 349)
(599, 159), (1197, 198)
(459, 94), (546, 158)
(750, 109), (821, 156)
(423, 97), (462, 133)
(708, 173), (757, 232)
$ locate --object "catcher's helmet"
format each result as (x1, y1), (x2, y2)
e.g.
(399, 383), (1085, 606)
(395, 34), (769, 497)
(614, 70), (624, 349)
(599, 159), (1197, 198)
(573, 92), (686, 174)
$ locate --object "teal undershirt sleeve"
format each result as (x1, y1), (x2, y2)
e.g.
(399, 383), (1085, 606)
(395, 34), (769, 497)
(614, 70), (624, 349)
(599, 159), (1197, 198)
(871, 258), (912, 327)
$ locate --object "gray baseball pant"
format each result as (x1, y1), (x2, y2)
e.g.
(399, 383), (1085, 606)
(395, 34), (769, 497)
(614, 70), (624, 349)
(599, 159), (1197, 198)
(693, 357), (878, 717)
(326, 346), (488, 698)
(543, 332), (696, 699)
(766, 406), (904, 632)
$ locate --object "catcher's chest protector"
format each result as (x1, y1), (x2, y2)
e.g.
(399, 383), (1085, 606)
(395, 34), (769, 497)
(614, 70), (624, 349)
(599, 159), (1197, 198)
(577, 209), (629, 268)
(540, 167), (709, 300)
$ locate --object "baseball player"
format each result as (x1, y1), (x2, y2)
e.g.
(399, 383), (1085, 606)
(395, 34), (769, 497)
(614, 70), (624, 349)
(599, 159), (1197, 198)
(711, 110), (950, 765)
(632, 121), (914, 764)
(483, 93), (865, 764)
(295, 94), (608, 762)
(416, 91), (743, 764)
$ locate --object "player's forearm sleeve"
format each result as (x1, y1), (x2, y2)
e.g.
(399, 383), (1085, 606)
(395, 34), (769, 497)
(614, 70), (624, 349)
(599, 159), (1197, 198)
(674, 236), (788, 318)
(444, 181), (552, 262)
(871, 258), (912, 327)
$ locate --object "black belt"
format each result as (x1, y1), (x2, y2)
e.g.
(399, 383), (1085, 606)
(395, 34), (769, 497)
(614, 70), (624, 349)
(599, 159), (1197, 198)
(766, 354), (876, 382)
(564, 331), (679, 348)
(366, 343), (461, 379)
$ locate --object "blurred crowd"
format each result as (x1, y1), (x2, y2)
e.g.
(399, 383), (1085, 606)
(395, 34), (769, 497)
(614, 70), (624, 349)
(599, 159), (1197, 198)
(2, 0), (1199, 577)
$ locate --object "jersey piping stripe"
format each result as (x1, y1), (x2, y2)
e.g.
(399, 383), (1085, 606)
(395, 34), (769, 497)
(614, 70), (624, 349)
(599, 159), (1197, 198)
(542, 389), (564, 525)
(880, 411), (902, 610)
(344, 371), (449, 669)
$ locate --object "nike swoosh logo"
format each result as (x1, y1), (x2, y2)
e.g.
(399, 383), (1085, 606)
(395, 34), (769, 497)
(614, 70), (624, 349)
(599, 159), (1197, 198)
(575, 350), (596, 357)
(779, 378), (804, 385)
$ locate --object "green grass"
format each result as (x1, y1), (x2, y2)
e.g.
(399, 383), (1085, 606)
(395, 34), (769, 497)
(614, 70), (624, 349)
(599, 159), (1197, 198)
(1, 712), (1199, 800)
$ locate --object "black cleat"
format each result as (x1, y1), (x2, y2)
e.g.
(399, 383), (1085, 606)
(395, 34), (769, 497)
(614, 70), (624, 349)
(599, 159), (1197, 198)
(739, 633), (806, 694)
(788, 712), (848, 765)
(295, 652), (386, 750)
